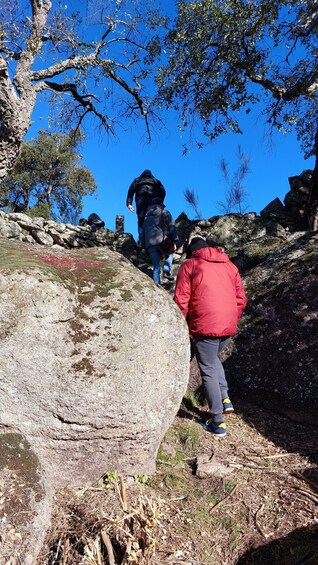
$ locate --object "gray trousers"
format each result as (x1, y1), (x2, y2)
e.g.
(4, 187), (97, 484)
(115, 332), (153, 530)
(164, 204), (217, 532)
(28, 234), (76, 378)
(194, 336), (231, 424)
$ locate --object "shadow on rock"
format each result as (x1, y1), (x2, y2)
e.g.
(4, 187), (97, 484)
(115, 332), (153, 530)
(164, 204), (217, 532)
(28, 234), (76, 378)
(0, 432), (52, 563)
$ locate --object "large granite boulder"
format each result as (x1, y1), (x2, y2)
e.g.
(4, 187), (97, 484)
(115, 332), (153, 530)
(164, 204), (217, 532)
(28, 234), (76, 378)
(0, 237), (190, 489)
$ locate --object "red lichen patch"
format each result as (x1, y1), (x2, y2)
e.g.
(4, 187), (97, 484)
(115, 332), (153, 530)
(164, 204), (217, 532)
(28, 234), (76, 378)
(35, 254), (106, 271)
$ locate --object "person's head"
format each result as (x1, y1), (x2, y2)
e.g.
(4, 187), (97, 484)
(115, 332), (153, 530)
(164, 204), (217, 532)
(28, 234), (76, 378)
(79, 218), (87, 226)
(185, 236), (208, 258)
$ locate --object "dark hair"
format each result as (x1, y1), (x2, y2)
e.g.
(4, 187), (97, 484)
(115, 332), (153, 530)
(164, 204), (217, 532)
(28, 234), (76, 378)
(186, 236), (208, 257)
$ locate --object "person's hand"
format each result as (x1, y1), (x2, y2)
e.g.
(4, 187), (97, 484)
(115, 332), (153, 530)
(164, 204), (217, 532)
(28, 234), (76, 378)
(128, 204), (134, 212)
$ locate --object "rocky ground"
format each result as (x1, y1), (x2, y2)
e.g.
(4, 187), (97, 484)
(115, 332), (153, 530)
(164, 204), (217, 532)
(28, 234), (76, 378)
(1, 221), (318, 564)
(30, 395), (318, 565)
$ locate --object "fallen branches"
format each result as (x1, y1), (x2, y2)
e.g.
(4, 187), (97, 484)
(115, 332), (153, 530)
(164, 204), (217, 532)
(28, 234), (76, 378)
(288, 484), (318, 505)
(209, 484), (238, 514)
(100, 529), (116, 565)
(291, 471), (318, 492)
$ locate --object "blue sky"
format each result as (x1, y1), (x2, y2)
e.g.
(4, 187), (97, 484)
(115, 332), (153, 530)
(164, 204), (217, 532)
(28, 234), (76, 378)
(27, 0), (314, 241)
(77, 113), (313, 241)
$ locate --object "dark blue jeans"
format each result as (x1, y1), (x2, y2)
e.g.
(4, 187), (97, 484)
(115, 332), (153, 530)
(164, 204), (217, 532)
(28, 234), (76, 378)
(194, 336), (231, 423)
(136, 194), (151, 241)
(147, 245), (173, 284)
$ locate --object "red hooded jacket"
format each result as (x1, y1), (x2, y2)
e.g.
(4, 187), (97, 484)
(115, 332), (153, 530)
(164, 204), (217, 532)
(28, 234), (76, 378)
(174, 247), (247, 337)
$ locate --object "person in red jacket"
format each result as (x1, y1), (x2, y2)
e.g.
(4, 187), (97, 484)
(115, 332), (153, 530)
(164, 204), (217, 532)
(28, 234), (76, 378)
(174, 236), (247, 437)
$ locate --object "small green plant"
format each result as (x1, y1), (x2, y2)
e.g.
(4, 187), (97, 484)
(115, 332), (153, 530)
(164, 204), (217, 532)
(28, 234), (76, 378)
(134, 474), (149, 485)
(98, 470), (118, 490)
(239, 507), (248, 519)
(232, 524), (243, 534)
(230, 524), (244, 552)
(156, 444), (185, 465)
(192, 488), (205, 500)
(263, 496), (272, 511)
(161, 470), (188, 490)
(174, 449), (186, 463)
(183, 389), (205, 408)
(218, 514), (232, 529)
(229, 538), (239, 552)
(193, 508), (213, 526)
(224, 479), (236, 494)
(178, 423), (201, 451)
(207, 492), (222, 506)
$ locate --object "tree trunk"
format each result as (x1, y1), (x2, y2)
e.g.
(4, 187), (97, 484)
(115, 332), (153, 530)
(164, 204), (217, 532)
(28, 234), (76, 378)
(0, 139), (23, 181)
(0, 1), (50, 180)
(0, 61), (36, 180)
(307, 131), (318, 231)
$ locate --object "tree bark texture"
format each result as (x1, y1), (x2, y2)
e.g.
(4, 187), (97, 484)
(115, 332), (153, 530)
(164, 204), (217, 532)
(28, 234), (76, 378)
(0, 1), (51, 179)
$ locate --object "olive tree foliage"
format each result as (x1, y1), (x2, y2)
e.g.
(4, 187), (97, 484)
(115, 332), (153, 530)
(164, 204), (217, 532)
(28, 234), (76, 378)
(0, 130), (97, 222)
(0, 0), (165, 181)
(157, 0), (318, 228)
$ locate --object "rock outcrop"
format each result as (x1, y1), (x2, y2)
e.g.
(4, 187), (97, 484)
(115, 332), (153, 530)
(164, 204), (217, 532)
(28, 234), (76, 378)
(0, 210), (140, 261)
(0, 238), (190, 490)
(0, 169), (316, 561)
(222, 231), (318, 425)
(260, 169), (313, 231)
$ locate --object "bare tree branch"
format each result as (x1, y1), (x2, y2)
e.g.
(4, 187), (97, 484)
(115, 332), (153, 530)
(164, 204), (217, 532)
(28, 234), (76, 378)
(0, 0), (159, 179)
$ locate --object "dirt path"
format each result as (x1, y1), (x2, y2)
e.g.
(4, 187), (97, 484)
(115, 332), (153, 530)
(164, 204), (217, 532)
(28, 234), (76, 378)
(37, 398), (318, 564)
(151, 399), (318, 564)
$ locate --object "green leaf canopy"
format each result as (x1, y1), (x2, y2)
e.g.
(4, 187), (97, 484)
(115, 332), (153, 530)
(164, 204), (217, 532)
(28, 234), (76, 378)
(0, 130), (97, 222)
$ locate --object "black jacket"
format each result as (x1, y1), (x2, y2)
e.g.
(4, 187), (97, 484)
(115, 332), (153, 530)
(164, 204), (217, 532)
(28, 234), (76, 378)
(126, 170), (166, 207)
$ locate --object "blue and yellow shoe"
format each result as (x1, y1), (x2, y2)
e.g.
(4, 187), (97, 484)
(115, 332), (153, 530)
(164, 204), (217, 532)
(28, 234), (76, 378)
(223, 398), (234, 414)
(204, 420), (227, 437)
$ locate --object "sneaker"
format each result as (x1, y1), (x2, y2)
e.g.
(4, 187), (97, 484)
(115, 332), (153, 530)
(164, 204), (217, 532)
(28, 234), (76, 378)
(204, 420), (227, 437)
(223, 398), (234, 414)
(163, 271), (174, 281)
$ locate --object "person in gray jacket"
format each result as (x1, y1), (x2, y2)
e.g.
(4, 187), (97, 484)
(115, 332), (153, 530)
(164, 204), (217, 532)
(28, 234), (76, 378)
(141, 197), (179, 284)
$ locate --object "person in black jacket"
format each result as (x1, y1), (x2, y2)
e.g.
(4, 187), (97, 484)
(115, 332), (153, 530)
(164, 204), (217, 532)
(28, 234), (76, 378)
(126, 170), (166, 243)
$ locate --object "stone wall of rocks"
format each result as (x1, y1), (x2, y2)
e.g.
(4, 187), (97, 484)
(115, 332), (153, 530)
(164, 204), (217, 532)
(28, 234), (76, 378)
(0, 169), (312, 252)
(0, 210), (130, 247)
(0, 210), (141, 267)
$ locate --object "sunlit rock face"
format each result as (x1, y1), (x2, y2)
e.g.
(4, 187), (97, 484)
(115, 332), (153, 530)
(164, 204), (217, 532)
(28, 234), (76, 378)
(0, 238), (190, 488)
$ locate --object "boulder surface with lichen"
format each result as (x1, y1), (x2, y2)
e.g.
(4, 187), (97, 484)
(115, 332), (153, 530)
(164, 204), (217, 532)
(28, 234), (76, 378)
(0, 237), (190, 489)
